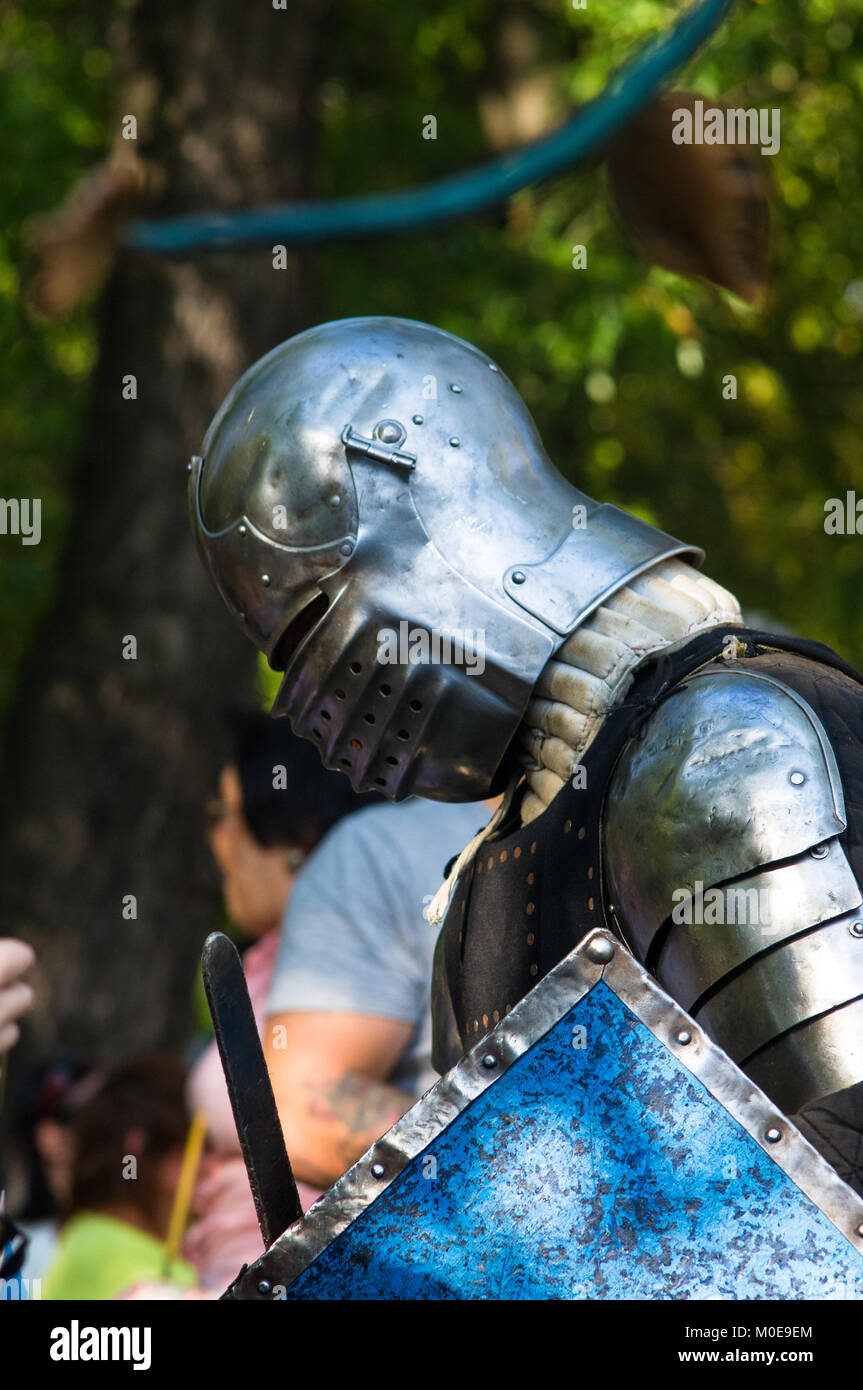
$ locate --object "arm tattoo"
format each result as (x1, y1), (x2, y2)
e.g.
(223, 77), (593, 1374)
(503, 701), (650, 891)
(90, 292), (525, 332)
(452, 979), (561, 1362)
(303, 1072), (409, 1169)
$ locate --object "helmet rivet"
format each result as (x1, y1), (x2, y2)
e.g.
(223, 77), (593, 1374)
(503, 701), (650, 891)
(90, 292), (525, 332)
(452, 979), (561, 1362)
(675, 1029), (692, 1046)
(585, 937), (615, 965)
(370, 1161), (386, 1179)
(257, 1280), (272, 1297)
(851, 921), (863, 938)
(375, 420), (404, 445)
(340, 541), (354, 558)
(261, 574), (271, 587)
(412, 414), (424, 425)
(450, 383), (463, 394)
(789, 770), (805, 786)
(481, 1053), (497, 1070)
(237, 524), (247, 537)
(857, 1223), (863, 1238)
(765, 1126), (782, 1144)
(449, 437), (460, 448)
(511, 570), (526, 585)
(328, 494), (341, 508)
(488, 363), (500, 373)
(810, 843), (829, 858)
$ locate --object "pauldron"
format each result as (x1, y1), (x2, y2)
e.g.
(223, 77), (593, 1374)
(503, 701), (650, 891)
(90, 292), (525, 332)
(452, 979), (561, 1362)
(604, 644), (863, 1115)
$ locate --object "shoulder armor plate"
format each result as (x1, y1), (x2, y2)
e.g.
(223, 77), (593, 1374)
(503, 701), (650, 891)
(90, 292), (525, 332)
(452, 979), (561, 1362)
(603, 664), (847, 957)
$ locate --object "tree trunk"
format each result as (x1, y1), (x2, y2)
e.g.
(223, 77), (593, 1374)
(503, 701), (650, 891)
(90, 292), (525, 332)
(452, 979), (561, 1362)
(0, 0), (332, 1059)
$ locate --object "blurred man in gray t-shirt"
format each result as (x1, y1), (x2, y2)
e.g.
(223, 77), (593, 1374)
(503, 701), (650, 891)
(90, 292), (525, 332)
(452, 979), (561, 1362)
(264, 797), (487, 1190)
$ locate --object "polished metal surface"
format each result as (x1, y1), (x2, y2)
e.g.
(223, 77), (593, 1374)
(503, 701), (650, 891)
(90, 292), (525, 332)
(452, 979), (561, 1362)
(604, 662), (847, 952)
(228, 931), (863, 1300)
(192, 317), (700, 799)
(504, 502), (700, 636)
(745, 998), (863, 1115)
(693, 910), (863, 1064)
(655, 839), (862, 1008)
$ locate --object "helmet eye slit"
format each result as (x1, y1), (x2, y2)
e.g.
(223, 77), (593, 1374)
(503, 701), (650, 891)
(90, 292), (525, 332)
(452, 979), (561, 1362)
(274, 592), (330, 671)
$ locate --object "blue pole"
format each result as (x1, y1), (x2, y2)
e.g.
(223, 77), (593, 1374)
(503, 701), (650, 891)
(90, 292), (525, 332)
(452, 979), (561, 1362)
(126, 0), (736, 255)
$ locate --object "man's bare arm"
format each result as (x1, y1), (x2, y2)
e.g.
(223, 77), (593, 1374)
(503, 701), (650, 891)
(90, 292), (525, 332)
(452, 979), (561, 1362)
(264, 1010), (415, 1188)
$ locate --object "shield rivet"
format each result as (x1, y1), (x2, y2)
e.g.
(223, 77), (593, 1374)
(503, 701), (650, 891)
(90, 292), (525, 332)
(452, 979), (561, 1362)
(371, 1161), (386, 1178)
(257, 1280), (272, 1297)
(789, 770), (806, 786)
(511, 570), (526, 585)
(481, 1053), (497, 1070)
(261, 574), (271, 587)
(675, 1029), (692, 1046)
(765, 1127), (782, 1143)
(585, 937), (615, 965)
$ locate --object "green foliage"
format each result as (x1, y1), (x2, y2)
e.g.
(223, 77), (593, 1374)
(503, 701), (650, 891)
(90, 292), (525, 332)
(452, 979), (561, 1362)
(0, 0), (111, 719)
(316, 0), (863, 658)
(2, 0), (862, 743)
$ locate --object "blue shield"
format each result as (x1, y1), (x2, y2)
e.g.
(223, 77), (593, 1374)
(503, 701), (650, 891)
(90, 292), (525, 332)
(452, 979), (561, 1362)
(233, 932), (863, 1300)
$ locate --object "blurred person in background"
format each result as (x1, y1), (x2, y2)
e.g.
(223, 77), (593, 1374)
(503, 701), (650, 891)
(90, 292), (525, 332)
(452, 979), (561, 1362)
(0, 938), (35, 1056)
(186, 709), (376, 1286)
(43, 1055), (196, 1299)
(6, 1058), (97, 1285)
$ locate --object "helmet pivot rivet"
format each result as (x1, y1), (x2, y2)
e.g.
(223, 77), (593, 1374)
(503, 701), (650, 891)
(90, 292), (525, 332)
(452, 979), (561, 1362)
(481, 1053), (497, 1069)
(328, 494), (341, 508)
(851, 921), (863, 938)
(765, 1127), (782, 1144)
(511, 570), (526, 585)
(340, 541), (354, 558)
(375, 420), (405, 445)
(675, 1029), (692, 1046)
(371, 1161), (386, 1178)
(257, 1280), (272, 1296)
(261, 574), (271, 587)
(789, 770), (805, 786)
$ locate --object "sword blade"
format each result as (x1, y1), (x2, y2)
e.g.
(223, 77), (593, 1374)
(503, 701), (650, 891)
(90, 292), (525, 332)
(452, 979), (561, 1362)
(201, 931), (302, 1247)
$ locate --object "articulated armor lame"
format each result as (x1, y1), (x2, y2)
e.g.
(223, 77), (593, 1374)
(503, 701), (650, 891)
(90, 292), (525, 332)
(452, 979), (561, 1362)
(603, 648), (863, 1117)
(193, 317), (863, 1192)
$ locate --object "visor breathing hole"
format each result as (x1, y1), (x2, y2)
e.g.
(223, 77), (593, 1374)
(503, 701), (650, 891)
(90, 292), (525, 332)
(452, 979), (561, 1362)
(409, 699), (423, 712)
(397, 729), (410, 741)
(320, 710), (331, 721)
(311, 729), (322, 739)
(350, 738), (363, 750)
(373, 777), (386, 788)
(335, 689), (346, 700)
(340, 758), (352, 768)
(379, 684), (392, 697)
(363, 713), (375, 725)
(385, 756), (398, 766)
(350, 661), (362, 675)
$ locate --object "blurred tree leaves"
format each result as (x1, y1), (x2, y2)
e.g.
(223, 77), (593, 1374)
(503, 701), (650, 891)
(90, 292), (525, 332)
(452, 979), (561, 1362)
(0, 0), (111, 718)
(3, 0), (863, 739)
